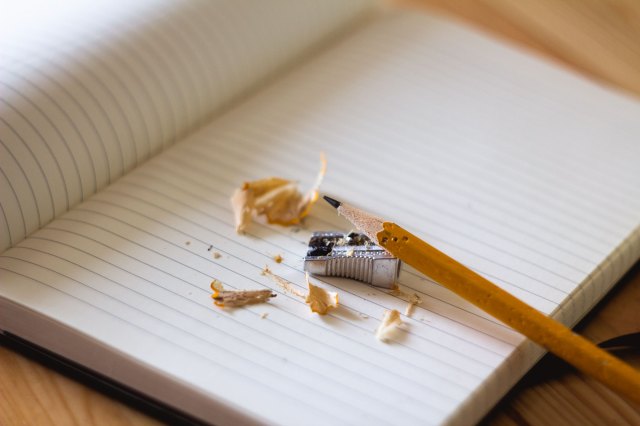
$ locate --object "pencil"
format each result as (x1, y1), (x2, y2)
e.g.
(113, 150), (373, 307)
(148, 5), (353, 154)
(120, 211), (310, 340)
(323, 196), (640, 404)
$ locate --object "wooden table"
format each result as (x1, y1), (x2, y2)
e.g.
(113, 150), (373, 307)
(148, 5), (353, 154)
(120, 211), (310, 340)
(2, 1), (640, 424)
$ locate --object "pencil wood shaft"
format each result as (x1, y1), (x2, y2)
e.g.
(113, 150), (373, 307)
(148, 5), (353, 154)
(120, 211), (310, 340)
(331, 200), (640, 403)
(376, 221), (640, 403)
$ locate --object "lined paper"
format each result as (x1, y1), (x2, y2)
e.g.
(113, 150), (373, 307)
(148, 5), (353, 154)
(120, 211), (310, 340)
(1, 9), (640, 426)
(0, 0), (371, 252)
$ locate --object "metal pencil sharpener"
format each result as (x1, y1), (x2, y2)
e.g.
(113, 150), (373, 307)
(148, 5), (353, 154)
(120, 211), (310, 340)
(303, 231), (401, 289)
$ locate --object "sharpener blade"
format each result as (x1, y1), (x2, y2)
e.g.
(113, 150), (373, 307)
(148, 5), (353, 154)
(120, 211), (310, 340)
(303, 231), (400, 288)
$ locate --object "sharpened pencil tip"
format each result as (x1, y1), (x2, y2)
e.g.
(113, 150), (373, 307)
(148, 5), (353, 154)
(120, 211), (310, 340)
(323, 196), (341, 209)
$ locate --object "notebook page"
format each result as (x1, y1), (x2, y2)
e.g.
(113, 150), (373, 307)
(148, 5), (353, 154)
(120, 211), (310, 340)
(0, 0), (371, 252)
(2, 10), (640, 426)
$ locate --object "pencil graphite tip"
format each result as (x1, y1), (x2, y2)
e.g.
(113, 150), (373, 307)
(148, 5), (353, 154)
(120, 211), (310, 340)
(323, 196), (342, 209)
(322, 195), (342, 209)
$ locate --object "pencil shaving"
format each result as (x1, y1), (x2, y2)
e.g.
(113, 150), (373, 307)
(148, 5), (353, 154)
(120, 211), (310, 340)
(404, 293), (422, 317)
(210, 279), (224, 292)
(261, 266), (305, 298)
(387, 285), (421, 316)
(231, 154), (326, 233)
(376, 309), (403, 342)
(305, 272), (338, 315)
(211, 289), (275, 308)
(230, 187), (254, 234)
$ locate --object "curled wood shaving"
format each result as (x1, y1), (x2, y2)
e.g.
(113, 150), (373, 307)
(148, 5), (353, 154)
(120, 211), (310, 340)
(210, 279), (225, 292)
(261, 266), (305, 298)
(376, 309), (403, 342)
(305, 272), (338, 315)
(231, 186), (254, 234)
(404, 303), (415, 317)
(210, 279), (274, 308)
(211, 289), (276, 308)
(231, 154), (326, 233)
(404, 293), (422, 317)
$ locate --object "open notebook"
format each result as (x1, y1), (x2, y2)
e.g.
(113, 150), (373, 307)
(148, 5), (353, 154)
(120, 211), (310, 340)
(2, 1), (640, 424)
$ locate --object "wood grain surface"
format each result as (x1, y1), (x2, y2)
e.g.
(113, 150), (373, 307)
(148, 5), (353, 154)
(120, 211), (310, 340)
(2, 1), (640, 424)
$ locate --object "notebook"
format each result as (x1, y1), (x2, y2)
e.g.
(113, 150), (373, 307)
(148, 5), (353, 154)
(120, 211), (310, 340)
(2, 1), (640, 424)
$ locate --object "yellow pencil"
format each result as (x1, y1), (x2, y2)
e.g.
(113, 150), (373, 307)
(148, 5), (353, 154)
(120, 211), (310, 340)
(323, 196), (640, 404)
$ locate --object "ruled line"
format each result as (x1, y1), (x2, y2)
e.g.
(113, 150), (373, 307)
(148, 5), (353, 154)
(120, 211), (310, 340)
(8, 243), (443, 423)
(0, 135), (42, 230)
(0, 0), (372, 254)
(226, 16), (640, 227)
(154, 147), (573, 300)
(1, 94), (69, 211)
(236, 108), (630, 244)
(129, 161), (562, 312)
(177, 141), (598, 271)
(185, 129), (613, 261)
(72, 196), (502, 372)
(0, 171), (17, 247)
(99, 175), (519, 348)
(1, 71), (99, 196)
(1, 6), (639, 426)
(27, 229), (465, 409)
(0, 263), (354, 425)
